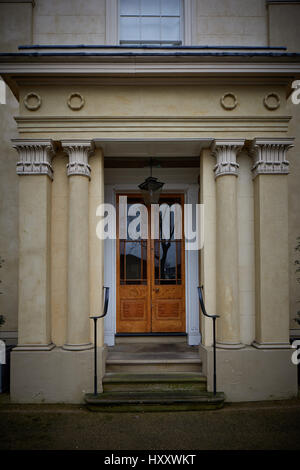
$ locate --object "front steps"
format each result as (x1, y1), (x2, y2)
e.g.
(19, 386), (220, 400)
(85, 391), (225, 412)
(85, 343), (225, 411)
(103, 372), (207, 393)
(105, 342), (203, 373)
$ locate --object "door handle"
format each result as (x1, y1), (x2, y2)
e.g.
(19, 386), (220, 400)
(154, 288), (159, 293)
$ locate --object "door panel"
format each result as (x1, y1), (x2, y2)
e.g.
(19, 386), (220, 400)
(117, 196), (151, 333)
(151, 195), (185, 332)
(116, 193), (185, 333)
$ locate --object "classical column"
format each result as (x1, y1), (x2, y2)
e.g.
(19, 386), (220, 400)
(12, 139), (56, 350)
(62, 140), (95, 351)
(211, 139), (245, 349)
(250, 138), (294, 349)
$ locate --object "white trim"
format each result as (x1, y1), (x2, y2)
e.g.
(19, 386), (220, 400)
(104, 185), (117, 346)
(104, 182), (200, 346)
(184, 0), (194, 46)
(185, 183), (200, 345)
(106, 0), (118, 45)
(1, 61), (300, 76)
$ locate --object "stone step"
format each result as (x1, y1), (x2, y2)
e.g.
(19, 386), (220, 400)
(105, 358), (202, 373)
(85, 390), (225, 412)
(103, 372), (207, 392)
(115, 335), (187, 344)
(105, 343), (202, 373)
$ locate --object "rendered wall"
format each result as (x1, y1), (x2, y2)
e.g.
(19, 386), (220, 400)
(268, 3), (300, 337)
(33, 0), (106, 45)
(0, 1), (33, 344)
(194, 0), (267, 46)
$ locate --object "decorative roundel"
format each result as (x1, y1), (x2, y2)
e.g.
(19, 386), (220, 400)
(67, 92), (85, 110)
(220, 92), (238, 110)
(24, 92), (42, 111)
(263, 92), (280, 110)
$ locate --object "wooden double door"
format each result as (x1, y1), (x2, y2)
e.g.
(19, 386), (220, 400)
(117, 194), (186, 333)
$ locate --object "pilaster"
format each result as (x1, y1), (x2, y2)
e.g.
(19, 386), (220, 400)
(12, 139), (56, 350)
(250, 138), (294, 349)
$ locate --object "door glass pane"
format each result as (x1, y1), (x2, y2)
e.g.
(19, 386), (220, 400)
(120, 17), (140, 41)
(161, 0), (181, 15)
(161, 17), (180, 40)
(141, 0), (160, 15)
(127, 199), (148, 240)
(126, 242), (141, 280)
(161, 241), (176, 281)
(120, 0), (140, 15)
(141, 17), (161, 41)
(159, 200), (182, 240)
(142, 241), (147, 281)
(155, 240), (179, 285)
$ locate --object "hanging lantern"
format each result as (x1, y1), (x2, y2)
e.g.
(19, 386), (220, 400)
(138, 158), (164, 205)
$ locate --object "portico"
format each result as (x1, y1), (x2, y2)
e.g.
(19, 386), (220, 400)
(0, 45), (298, 402)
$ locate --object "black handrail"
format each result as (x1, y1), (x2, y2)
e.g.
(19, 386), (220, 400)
(90, 286), (110, 396)
(197, 286), (219, 396)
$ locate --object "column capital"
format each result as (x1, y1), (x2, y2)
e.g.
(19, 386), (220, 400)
(61, 140), (95, 179)
(250, 138), (294, 178)
(211, 139), (245, 178)
(12, 139), (56, 179)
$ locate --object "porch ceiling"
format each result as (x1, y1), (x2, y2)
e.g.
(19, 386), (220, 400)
(95, 138), (212, 158)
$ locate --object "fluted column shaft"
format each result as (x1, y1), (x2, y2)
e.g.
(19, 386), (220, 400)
(62, 141), (95, 350)
(212, 139), (245, 349)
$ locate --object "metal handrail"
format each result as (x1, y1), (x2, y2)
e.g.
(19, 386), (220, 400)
(197, 286), (219, 396)
(90, 286), (110, 396)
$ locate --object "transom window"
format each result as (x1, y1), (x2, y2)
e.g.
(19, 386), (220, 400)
(119, 0), (182, 46)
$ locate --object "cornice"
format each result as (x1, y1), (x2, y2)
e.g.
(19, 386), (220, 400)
(14, 115), (291, 135)
(1, 60), (300, 76)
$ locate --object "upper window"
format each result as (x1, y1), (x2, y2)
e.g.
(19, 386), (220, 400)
(119, 0), (182, 46)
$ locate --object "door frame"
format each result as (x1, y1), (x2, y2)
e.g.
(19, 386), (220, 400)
(104, 183), (200, 346)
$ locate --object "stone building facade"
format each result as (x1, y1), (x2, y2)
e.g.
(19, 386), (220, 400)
(0, 0), (299, 404)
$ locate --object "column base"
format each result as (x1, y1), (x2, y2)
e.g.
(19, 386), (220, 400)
(10, 346), (106, 403)
(252, 341), (292, 350)
(216, 342), (245, 350)
(199, 344), (298, 402)
(62, 342), (93, 351)
(13, 343), (55, 351)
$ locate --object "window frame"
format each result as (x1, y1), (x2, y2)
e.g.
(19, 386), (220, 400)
(106, 0), (193, 46)
(118, 0), (183, 46)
